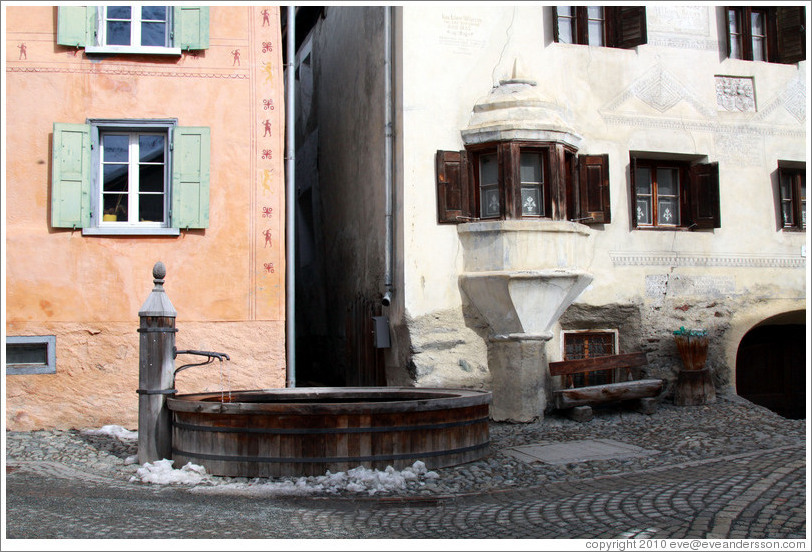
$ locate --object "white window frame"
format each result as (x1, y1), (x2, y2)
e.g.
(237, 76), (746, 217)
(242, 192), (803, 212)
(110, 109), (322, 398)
(84, 119), (180, 236)
(85, 5), (181, 55)
(6, 336), (57, 375)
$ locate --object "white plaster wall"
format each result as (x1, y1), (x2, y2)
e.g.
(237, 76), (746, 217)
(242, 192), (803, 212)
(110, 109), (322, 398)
(399, 5), (807, 385)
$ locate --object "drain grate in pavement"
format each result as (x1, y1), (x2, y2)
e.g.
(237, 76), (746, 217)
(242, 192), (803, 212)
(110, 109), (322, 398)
(504, 439), (660, 465)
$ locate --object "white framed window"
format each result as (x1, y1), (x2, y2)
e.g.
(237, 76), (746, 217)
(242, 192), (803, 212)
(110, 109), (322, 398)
(52, 120), (211, 235)
(6, 336), (57, 375)
(57, 6), (209, 54)
(101, 6), (170, 48)
(99, 131), (169, 228)
(86, 5), (180, 55)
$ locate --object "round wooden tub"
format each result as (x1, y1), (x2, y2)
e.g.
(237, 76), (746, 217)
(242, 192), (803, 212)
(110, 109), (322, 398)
(166, 387), (492, 477)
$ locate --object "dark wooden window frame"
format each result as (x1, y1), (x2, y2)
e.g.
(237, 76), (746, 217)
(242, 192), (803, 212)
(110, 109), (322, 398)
(436, 141), (611, 224)
(553, 6), (647, 49)
(563, 330), (618, 387)
(725, 6), (806, 64)
(630, 156), (720, 230)
(778, 162), (806, 231)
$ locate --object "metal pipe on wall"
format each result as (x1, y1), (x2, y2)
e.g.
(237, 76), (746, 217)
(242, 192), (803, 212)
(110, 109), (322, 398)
(383, 6), (394, 306)
(285, 6), (296, 387)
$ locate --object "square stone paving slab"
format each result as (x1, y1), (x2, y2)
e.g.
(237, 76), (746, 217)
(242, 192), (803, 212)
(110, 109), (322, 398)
(504, 439), (660, 465)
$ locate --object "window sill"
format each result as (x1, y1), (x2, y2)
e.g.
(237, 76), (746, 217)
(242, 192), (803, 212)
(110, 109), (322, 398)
(84, 46), (182, 56)
(633, 226), (705, 232)
(7, 364), (56, 375)
(82, 227), (181, 236)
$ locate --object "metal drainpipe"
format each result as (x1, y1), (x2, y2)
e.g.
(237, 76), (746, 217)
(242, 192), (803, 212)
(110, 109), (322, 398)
(285, 6), (296, 388)
(383, 6), (394, 305)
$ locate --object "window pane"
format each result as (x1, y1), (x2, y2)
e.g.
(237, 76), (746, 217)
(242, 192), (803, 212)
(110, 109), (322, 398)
(7, 343), (48, 365)
(520, 152), (542, 183)
(103, 193), (128, 220)
(139, 135), (165, 163)
(656, 168), (679, 196)
(139, 164), (165, 193)
(636, 198), (651, 225)
(635, 167), (651, 195)
(142, 6), (167, 21)
(587, 6), (604, 46)
(106, 20), (131, 46)
(139, 194), (164, 222)
(781, 201), (795, 227)
(752, 37), (765, 61)
(588, 21), (604, 46)
(750, 11), (765, 35)
(141, 22), (167, 47)
(658, 197), (679, 225)
(521, 186), (542, 216)
(103, 165), (129, 192)
(728, 9), (742, 59)
(481, 186), (500, 218)
(556, 6), (574, 44)
(107, 6), (131, 19)
(103, 134), (129, 162)
(479, 153), (498, 185)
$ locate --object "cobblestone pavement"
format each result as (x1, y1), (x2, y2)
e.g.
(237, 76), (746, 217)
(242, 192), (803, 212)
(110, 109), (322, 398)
(4, 393), (809, 543)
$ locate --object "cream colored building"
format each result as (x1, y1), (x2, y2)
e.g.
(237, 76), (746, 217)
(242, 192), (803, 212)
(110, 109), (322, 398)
(292, 4), (808, 421)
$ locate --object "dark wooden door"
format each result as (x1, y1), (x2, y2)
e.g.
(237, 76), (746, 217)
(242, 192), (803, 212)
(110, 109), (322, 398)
(736, 324), (806, 419)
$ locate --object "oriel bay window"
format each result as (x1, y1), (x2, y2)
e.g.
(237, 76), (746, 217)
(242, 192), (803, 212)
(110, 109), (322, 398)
(725, 6), (806, 64)
(630, 155), (720, 230)
(52, 120), (210, 235)
(436, 142), (610, 224)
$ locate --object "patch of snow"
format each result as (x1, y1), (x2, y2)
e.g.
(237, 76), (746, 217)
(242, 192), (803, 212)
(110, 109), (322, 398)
(82, 425), (138, 441)
(130, 459), (210, 485)
(130, 458), (441, 496)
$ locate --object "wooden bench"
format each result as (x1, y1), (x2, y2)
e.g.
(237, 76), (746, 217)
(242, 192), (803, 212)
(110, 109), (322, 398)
(548, 351), (663, 422)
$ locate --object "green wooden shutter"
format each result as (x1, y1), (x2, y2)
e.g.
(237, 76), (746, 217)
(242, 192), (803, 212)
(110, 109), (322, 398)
(51, 123), (91, 228)
(57, 6), (95, 47)
(173, 6), (210, 50)
(172, 127), (210, 229)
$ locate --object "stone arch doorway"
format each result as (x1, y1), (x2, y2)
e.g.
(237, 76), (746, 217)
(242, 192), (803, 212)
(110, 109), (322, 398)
(735, 310), (806, 419)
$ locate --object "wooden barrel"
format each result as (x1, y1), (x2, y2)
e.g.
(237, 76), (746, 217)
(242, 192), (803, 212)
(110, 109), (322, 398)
(166, 387), (492, 477)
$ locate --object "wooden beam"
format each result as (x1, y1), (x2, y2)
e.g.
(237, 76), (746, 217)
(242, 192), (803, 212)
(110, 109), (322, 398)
(555, 378), (663, 409)
(549, 351), (648, 377)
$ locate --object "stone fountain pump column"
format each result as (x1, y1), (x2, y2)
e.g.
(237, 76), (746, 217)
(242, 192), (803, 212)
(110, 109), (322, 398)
(137, 261), (178, 463)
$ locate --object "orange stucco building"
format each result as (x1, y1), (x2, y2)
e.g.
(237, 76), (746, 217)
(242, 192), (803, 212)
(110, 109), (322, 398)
(4, 6), (287, 430)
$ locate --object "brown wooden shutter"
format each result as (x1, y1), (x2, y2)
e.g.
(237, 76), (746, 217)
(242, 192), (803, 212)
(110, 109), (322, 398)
(630, 155), (639, 228)
(552, 6), (561, 43)
(775, 6), (806, 64)
(608, 6), (647, 49)
(577, 154), (611, 224)
(688, 162), (721, 229)
(435, 150), (471, 224)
